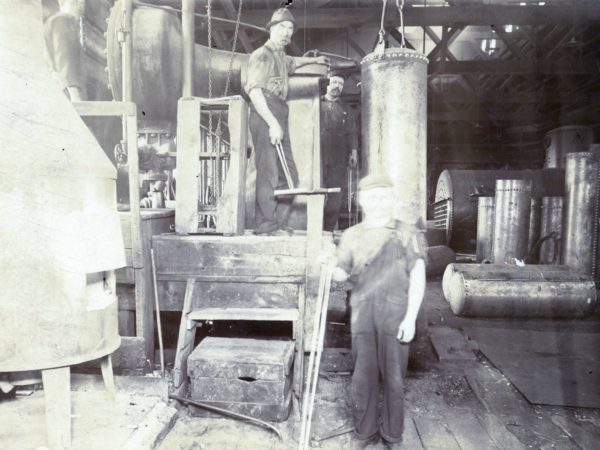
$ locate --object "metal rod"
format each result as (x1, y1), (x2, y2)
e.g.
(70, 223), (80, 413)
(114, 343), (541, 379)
(150, 249), (165, 377)
(299, 264), (328, 449)
(169, 394), (283, 441)
(303, 264), (333, 450)
(182, 0), (195, 97)
(276, 142), (295, 189)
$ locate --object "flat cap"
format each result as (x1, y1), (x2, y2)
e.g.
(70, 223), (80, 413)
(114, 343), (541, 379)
(358, 173), (394, 191)
(266, 8), (296, 31)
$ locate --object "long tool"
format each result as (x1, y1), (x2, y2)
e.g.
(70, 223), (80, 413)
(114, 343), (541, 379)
(275, 142), (295, 189)
(150, 248), (165, 376)
(169, 394), (282, 441)
(299, 262), (333, 449)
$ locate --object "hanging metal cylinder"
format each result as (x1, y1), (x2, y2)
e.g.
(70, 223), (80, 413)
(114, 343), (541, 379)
(361, 48), (428, 226)
(543, 126), (593, 168)
(539, 196), (563, 264)
(442, 263), (596, 318)
(528, 197), (542, 258)
(492, 179), (532, 263)
(476, 196), (495, 263)
(561, 152), (599, 274)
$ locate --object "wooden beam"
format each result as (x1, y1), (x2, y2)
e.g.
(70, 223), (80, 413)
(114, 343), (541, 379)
(428, 26), (464, 61)
(347, 32), (367, 58)
(217, 5), (600, 31)
(428, 59), (594, 75)
(221, 0), (254, 53)
(493, 25), (528, 61)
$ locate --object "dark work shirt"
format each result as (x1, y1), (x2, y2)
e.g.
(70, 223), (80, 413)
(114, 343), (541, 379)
(320, 97), (358, 164)
(244, 40), (296, 101)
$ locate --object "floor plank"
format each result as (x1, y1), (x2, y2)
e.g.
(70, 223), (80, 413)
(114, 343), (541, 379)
(429, 327), (477, 362)
(444, 412), (501, 450)
(413, 417), (461, 450)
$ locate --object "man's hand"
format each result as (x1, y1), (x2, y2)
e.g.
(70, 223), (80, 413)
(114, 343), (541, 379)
(315, 55), (330, 66)
(397, 318), (416, 343)
(268, 120), (284, 146)
(349, 149), (358, 168)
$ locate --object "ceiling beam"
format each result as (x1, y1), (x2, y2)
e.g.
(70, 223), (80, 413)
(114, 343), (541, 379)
(209, 5), (600, 31)
(221, 0), (254, 53)
(492, 25), (528, 61)
(428, 59), (595, 75)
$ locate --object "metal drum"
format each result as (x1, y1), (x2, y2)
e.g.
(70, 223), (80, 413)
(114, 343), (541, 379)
(434, 169), (565, 253)
(539, 196), (563, 264)
(442, 263), (596, 318)
(561, 152), (599, 274)
(1, 0), (124, 372)
(476, 197), (495, 262)
(426, 245), (456, 278)
(544, 126), (593, 169)
(528, 197), (542, 257)
(492, 179), (532, 264)
(361, 48), (428, 226)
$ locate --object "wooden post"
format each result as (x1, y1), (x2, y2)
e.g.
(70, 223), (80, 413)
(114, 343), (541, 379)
(217, 96), (248, 235)
(173, 278), (198, 389)
(175, 98), (202, 234)
(42, 366), (71, 450)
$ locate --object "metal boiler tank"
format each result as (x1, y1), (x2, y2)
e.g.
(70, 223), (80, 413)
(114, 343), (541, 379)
(1, 1), (124, 446)
(434, 169), (565, 253)
(561, 152), (599, 274)
(492, 179), (532, 263)
(539, 196), (563, 264)
(476, 196), (495, 262)
(544, 126), (593, 168)
(361, 48), (428, 226)
(442, 264), (596, 318)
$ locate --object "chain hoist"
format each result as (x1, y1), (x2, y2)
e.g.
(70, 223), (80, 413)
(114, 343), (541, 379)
(376, 0), (407, 52)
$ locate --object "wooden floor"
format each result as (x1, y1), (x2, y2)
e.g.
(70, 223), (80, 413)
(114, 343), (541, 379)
(158, 279), (600, 449)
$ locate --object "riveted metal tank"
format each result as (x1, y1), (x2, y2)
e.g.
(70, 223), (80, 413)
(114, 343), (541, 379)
(561, 152), (599, 274)
(361, 48), (428, 226)
(0, 1), (124, 372)
(539, 196), (563, 264)
(442, 263), (596, 318)
(492, 179), (532, 264)
(543, 126), (593, 169)
(434, 169), (564, 253)
(528, 197), (542, 257)
(476, 196), (495, 263)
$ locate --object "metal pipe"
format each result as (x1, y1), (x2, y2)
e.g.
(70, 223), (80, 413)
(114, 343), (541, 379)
(543, 125), (593, 169)
(539, 196), (563, 264)
(492, 179), (532, 264)
(476, 196), (495, 263)
(561, 152), (599, 274)
(528, 197), (542, 258)
(442, 263), (596, 318)
(361, 48), (428, 226)
(182, 0), (195, 97)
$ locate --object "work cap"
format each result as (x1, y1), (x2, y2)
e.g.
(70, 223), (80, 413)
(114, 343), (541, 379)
(266, 8), (296, 32)
(358, 173), (394, 191)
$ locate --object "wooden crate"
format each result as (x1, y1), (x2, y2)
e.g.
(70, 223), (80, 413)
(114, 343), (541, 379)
(188, 338), (294, 422)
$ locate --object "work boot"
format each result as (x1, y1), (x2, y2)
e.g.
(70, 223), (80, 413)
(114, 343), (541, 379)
(253, 221), (279, 235)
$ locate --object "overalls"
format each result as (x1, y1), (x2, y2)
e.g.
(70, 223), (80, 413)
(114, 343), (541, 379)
(349, 236), (412, 443)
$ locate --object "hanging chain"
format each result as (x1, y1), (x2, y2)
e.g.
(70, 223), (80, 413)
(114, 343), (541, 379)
(207, 0), (214, 133)
(215, 0), (244, 136)
(396, 0), (406, 48)
(377, 0), (388, 50)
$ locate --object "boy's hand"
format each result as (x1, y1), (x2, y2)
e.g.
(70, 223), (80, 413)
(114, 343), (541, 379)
(397, 319), (416, 343)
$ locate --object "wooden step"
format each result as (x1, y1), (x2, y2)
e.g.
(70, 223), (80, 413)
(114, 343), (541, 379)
(187, 307), (299, 322)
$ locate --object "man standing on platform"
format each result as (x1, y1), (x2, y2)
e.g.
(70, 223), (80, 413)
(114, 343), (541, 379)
(44, 0), (86, 101)
(332, 173), (427, 448)
(320, 72), (358, 231)
(244, 7), (327, 235)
